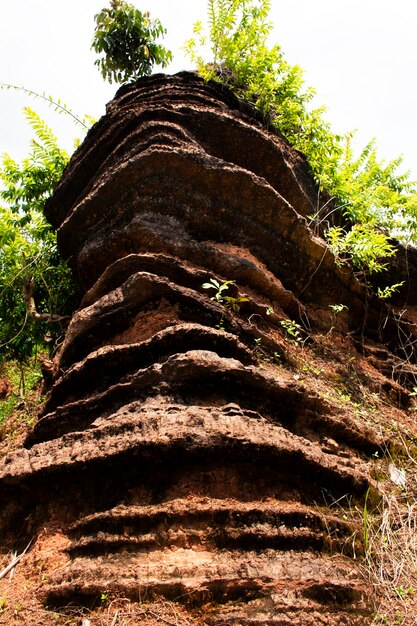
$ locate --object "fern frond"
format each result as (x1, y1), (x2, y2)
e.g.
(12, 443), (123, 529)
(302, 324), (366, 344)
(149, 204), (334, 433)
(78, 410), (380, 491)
(24, 107), (59, 150)
(0, 83), (88, 129)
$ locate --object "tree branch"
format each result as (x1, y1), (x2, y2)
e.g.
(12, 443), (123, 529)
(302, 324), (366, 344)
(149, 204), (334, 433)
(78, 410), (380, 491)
(22, 277), (70, 324)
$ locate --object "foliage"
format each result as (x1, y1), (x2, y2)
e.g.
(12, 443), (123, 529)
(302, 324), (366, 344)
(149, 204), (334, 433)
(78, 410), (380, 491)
(202, 277), (249, 312)
(280, 319), (302, 343)
(328, 303), (348, 333)
(92, 0), (172, 84)
(1, 108), (68, 215)
(185, 0), (417, 274)
(0, 394), (20, 428)
(185, 0), (315, 141)
(325, 224), (397, 274)
(377, 282), (405, 300)
(0, 359), (43, 426)
(0, 108), (78, 363)
(329, 303), (348, 316)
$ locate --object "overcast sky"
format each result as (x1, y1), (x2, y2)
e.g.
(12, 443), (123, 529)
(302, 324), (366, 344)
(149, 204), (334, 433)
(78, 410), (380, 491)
(0, 0), (416, 180)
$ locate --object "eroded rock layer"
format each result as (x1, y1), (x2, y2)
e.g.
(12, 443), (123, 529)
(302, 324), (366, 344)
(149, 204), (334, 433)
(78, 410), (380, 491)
(3, 72), (414, 624)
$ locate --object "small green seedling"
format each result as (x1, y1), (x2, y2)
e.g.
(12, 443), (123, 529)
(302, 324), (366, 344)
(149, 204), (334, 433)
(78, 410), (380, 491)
(280, 319), (302, 343)
(328, 304), (348, 334)
(394, 586), (415, 599)
(202, 278), (249, 313)
(329, 303), (348, 315)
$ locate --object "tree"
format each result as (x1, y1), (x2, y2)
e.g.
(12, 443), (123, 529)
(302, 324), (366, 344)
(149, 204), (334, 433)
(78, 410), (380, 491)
(0, 109), (79, 363)
(92, 0), (172, 84)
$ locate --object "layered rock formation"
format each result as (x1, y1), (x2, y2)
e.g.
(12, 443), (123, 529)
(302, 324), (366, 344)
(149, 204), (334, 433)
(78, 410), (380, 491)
(1, 72), (416, 624)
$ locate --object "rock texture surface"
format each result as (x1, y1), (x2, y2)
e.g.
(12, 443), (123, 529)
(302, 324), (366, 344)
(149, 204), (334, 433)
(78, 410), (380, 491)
(1, 72), (417, 625)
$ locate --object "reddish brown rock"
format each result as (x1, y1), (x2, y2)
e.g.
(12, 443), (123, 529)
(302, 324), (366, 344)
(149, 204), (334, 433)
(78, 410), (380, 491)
(1, 72), (416, 625)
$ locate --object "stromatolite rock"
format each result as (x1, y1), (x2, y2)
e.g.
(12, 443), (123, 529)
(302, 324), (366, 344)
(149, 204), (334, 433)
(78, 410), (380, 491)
(3, 72), (416, 625)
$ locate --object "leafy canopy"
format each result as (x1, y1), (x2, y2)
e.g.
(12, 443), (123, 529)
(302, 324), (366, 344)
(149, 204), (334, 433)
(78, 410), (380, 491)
(0, 109), (78, 362)
(92, 0), (172, 84)
(185, 0), (417, 274)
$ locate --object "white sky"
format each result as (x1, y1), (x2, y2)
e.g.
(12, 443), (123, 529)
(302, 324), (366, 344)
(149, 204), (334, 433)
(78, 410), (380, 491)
(0, 0), (416, 179)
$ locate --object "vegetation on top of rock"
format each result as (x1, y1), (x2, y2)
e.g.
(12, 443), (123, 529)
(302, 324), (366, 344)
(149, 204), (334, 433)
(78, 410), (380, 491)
(185, 0), (417, 273)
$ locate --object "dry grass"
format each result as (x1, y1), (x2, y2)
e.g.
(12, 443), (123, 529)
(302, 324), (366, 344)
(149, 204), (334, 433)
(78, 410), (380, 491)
(363, 439), (417, 625)
(365, 497), (417, 625)
(87, 597), (191, 625)
(0, 595), (200, 626)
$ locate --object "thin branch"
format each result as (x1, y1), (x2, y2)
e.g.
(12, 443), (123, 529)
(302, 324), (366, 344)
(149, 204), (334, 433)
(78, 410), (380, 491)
(0, 83), (88, 129)
(0, 540), (32, 582)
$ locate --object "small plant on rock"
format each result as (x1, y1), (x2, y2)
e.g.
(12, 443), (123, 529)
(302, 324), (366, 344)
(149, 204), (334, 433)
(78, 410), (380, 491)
(202, 278), (249, 313)
(377, 282), (405, 300)
(280, 319), (303, 344)
(327, 303), (348, 334)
